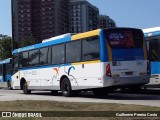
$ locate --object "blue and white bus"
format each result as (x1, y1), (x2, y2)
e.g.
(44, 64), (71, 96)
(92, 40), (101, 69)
(0, 58), (12, 88)
(143, 27), (160, 88)
(12, 28), (150, 97)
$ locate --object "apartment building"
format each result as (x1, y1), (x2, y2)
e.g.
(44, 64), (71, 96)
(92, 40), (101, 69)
(70, 0), (99, 33)
(12, 0), (70, 42)
(99, 15), (116, 28)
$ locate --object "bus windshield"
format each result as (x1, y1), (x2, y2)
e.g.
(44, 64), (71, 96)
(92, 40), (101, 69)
(104, 28), (143, 48)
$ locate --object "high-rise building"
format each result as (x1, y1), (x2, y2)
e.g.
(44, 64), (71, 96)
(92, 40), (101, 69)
(12, 0), (70, 43)
(99, 15), (116, 29)
(70, 0), (99, 33)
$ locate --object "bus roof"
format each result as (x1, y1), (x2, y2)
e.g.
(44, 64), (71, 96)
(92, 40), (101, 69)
(72, 29), (100, 40)
(143, 27), (160, 37)
(143, 27), (160, 33)
(0, 58), (11, 65)
(42, 33), (74, 43)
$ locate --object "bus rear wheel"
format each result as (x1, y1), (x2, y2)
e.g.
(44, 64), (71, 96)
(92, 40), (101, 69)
(23, 82), (31, 94)
(61, 78), (72, 97)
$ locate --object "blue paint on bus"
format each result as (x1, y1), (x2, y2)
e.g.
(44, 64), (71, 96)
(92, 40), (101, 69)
(144, 31), (160, 38)
(0, 58), (12, 83)
(13, 35), (71, 54)
(150, 62), (160, 74)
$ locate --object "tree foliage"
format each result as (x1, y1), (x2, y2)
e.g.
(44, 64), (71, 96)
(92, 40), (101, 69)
(0, 34), (8, 38)
(0, 36), (12, 60)
(0, 35), (38, 60)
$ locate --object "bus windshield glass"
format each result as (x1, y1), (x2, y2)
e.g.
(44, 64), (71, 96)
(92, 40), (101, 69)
(104, 29), (143, 48)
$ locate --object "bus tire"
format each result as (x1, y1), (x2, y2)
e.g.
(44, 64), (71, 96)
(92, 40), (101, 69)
(23, 81), (31, 94)
(61, 78), (72, 97)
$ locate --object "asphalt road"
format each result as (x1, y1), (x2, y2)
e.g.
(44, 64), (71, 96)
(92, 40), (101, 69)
(0, 88), (160, 107)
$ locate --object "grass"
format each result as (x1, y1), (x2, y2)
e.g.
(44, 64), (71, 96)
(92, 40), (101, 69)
(0, 100), (159, 120)
(0, 100), (160, 111)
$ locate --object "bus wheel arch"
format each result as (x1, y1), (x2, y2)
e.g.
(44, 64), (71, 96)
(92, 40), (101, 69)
(60, 75), (69, 89)
(20, 78), (26, 90)
(20, 78), (31, 94)
(60, 76), (72, 97)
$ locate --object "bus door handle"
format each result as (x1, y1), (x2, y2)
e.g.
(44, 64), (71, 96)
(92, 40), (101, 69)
(82, 64), (84, 68)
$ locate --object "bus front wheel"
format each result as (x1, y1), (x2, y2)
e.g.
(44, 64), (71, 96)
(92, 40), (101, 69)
(23, 82), (31, 94)
(61, 78), (72, 97)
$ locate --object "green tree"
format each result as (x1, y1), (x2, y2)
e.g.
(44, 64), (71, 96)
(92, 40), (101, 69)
(0, 34), (8, 38)
(0, 36), (12, 60)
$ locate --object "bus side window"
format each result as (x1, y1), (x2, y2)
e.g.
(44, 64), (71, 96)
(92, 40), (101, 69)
(52, 44), (65, 64)
(82, 36), (100, 61)
(66, 41), (81, 63)
(40, 47), (48, 65)
(47, 47), (52, 65)
(19, 52), (29, 68)
(29, 49), (40, 66)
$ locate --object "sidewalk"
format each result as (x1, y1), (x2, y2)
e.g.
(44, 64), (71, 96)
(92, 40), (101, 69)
(0, 82), (7, 88)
